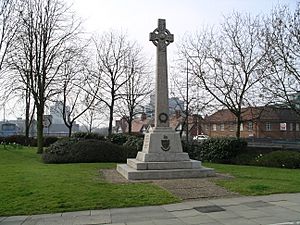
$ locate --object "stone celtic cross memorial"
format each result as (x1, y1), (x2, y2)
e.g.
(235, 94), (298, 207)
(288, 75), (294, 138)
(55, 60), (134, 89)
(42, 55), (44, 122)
(117, 19), (215, 180)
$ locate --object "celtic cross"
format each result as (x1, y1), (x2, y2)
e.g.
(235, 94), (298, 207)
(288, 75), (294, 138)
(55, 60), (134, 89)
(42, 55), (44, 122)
(150, 19), (174, 52)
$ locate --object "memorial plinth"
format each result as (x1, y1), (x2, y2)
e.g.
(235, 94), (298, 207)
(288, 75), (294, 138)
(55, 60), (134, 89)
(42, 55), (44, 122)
(117, 19), (215, 180)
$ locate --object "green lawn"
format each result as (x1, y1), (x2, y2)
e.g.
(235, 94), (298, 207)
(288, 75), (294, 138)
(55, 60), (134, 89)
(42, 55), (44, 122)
(205, 163), (300, 196)
(0, 146), (179, 216)
(2, 146), (300, 216)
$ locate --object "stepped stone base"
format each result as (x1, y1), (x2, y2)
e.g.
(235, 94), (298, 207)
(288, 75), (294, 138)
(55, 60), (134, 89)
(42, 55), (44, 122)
(117, 127), (215, 180)
(117, 158), (215, 180)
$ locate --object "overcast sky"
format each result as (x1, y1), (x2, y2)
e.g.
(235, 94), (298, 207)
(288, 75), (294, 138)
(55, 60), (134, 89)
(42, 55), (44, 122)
(69, 0), (297, 59)
(2, 0), (298, 120)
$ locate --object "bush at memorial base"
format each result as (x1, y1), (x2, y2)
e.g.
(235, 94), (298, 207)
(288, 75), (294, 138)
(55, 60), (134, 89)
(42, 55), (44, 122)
(71, 132), (106, 141)
(42, 138), (138, 163)
(253, 151), (300, 169)
(123, 135), (144, 152)
(108, 133), (129, 145)
(184, 137), (247, 163)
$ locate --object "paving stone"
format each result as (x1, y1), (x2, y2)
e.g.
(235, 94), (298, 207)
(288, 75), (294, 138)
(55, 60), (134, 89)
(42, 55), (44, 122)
(206, 211), (239, 219)
(208, 197), (254, 206)
(223, 204), (253, 212)
(216, 217), (257, 225)
(2, 216), (28, 222)
(233, 209), (271, 219)
(30, 213), (62, 219)
(178, 215), (219, 224)
(242, 200), (274, 208)
(0, 221), (24, 225)
(61, 210), (90, 217)
(102, 223), (125, 225)
(126, 221), (155, 225)
(90, 209), (110, 216)
(170, 209), (201, 218)
(162, 203), (193, 212)
(153, 218), (187, 225)
(251, 216), (289, 225)
(72, 215), (111, 225)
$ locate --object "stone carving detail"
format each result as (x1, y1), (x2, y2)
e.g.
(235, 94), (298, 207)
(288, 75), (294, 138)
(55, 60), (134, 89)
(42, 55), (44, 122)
(150, 19), (174, 52)
(161, 135), (170, 151)
(158, 112), (168, 123)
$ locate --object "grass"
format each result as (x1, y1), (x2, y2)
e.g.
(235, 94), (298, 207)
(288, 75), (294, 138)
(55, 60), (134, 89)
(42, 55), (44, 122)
(0, 145), (179, 216)
(205, 163), (300, 196)
(3, 145), (300, 216)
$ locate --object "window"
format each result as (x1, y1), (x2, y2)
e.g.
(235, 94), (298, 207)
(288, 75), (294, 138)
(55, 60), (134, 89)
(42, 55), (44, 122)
(220, 124), (225, 131)
(296, 123), (300, 131)
(212, 124), (217, 131)
(266, 122), (271, 131)
(230, 123), (235, 131)
(205, 125), (208, 131)
(248, 121), (253, 131)
(290, 123), (293, 131)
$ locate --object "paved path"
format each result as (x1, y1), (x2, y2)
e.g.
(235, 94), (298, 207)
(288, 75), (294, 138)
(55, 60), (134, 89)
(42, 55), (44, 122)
(1, 193), (300, 225)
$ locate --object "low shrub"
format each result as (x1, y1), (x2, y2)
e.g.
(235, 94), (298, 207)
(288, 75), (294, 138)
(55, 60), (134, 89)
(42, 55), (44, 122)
(124, 135), (143, 153)
(2, 135), (34, 146)
(184, 137), (247, 163)
(43, 136), (59, 147)
(108, 133), (128, 145)
(72, 132), (105, 141)
(254, 150), (300, 169)
(42, 138), (137, 163)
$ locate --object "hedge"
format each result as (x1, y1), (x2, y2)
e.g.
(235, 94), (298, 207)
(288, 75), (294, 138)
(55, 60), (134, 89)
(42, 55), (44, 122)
(184, 137), (247, 163)
(42, 138), (139, 164)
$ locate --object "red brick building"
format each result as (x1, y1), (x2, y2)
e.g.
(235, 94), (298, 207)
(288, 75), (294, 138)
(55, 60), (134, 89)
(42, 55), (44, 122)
(115, 112), (205, 137)
(204, 107), (300, 139)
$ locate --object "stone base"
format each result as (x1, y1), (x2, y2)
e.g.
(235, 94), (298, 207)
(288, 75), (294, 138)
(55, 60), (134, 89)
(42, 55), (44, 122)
(117, 162), (215, 180)
(117, 127), (215, 180)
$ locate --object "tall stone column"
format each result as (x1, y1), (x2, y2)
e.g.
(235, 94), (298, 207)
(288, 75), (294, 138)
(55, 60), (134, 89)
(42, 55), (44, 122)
(117, 19), (215, 180)
(149, 19), (173, 128)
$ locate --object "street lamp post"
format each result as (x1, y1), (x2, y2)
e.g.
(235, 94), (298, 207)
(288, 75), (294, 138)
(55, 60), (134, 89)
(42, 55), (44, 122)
(186, 58), (189, 145)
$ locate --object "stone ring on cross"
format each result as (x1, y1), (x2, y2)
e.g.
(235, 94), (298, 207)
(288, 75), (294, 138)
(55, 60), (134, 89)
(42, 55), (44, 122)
(149, 19), (174, 50)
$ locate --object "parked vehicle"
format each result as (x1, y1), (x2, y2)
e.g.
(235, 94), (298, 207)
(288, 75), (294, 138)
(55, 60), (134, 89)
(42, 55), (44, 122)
(193, 134), (209, 142)
(0, 122), (20, 137)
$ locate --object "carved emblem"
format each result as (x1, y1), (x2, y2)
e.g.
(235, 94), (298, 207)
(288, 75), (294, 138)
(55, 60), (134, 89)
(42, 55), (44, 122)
(161, 135), (170, 151)
(158, 112), (168, 123)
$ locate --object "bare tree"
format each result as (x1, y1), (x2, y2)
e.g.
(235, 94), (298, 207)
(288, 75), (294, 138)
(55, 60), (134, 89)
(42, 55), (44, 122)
(79, 104), (106, 133)
(0, 0), (20, 125)
(181, 12), (268, 138)
(117, 47), (152, 134)
(92, 31), (139, 135)
(170, 63), (212, 138)
(10, 0), (82, 153)
(0, 0), (18, 72)
(262, 4), (300, 113)
(58, 45), (99, 137)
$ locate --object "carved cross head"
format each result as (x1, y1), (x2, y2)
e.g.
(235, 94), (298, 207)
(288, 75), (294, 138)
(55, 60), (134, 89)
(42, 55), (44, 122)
(149, 19), (174, 51)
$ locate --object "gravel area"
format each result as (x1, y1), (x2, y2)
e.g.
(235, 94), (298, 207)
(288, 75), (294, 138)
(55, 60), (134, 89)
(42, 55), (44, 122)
(101, 169), (240, 201)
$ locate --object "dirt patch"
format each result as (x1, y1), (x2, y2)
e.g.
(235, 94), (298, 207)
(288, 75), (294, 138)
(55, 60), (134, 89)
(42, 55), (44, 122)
(101, 169), (240, 201)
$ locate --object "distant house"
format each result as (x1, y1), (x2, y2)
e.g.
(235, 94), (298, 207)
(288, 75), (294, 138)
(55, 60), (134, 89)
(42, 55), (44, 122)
(114, 111), (205, 139)
(115, 114), (154, 134)
(204, 106), (300, 139)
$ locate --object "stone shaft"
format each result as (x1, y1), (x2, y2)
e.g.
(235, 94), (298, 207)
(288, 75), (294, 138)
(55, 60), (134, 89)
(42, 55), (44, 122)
(149, 19), (174, 128)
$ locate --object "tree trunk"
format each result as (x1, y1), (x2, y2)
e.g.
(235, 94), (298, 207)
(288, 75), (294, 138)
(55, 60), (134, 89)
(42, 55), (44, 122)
(108, 102), (114, 135)
(128, 117), (132, 134)
(68, 123), (73, 137)
(236, 116), (241, 139)
(36, 104), (44, 154)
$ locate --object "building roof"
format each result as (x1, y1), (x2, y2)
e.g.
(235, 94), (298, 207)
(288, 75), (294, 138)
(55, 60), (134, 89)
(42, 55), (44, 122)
(205, 106), (300, 123)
